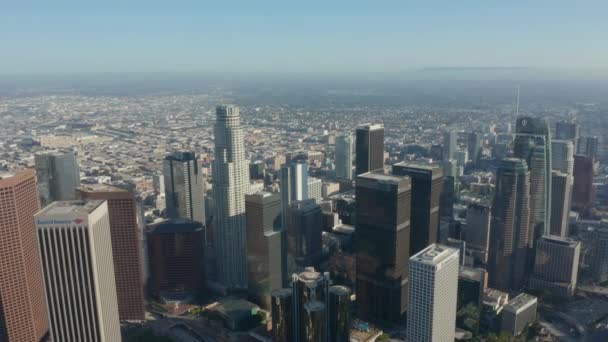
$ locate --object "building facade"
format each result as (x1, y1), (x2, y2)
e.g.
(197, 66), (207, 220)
(551, 140), (574, 176)
(287, 199), (323, 271)
(530, 235), (580, 297)
(163, 151), (205, 224)
(549, 171), (573, 237)
(572, 154), (594, 212)
(465, 202), (493, 265)
(35, 150), (80, 207)
(335, 134), (353, 180)
(355, 123), (384, 176)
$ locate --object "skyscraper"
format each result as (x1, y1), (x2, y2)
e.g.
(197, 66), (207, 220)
(35, 150), (80, 207)
(551, 140), (574, 176)
(335, 134), (353, 180)
(35, 200), (121, 342)
(307, 177), (323, 203)
(468, 131), (482, 164)
(465, 202), (493, 264)
(355, 123), (384, 176)
(212, 104), (249, 289)
(407, 244), (460, 342)
(355, 172), (411, 322)
(280, 161), (309, 230)
(246, 192), (284, 309)
(555, 120), (579, 142)
(530, 235), (580, 297)
(76, 184), (145, 321)
(577, 136), (599, 160)
(444, 129), (458, 161)
(572, 154), (594, 212)
(591, 228), (608, 283)
(513, 116), (552, 239)
(287, 199), (323, 271)
(488, 158), (531, 291)
(163, 151), (205, 223)
(0, 171), (49, 342)
(392, 162), (443, 255)
(549, 171), (573, 237)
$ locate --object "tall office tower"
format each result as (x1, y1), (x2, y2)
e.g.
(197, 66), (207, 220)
(549, 171), (573, 237)
(271, 288), (294, 342)
(592, 228), (608, 283)
(551, 140), (575, 176)
(249, 160), (266, 180)
(555, 120), (579, 142)
(280, 161), (309, 230)
(335, 134), (354, 180)
(0, 171), (49, 342)
(147, 219), (205, 297)
(465, 202), (492, 264)
(530, 235), (580, 297)
(407, 244), (460, 342)
(577, 136), (599, 160)
(443, 129), (458, 161)
(307, 177), (323, 203)
(76, 184), (145, 321)
(328, 285), (351, 342)
(440, 176), (456, 219)
(513, 116), (552, 238)
(35, 200), (121, 342)
(355, 123), (384, 176)
(488, 158), (531, 291)
(163, 151), (205, 224)
(212, 104), (249, 288)
(35, 150), (80, 207)
(355, 173), (411, 322)
(572, 154), (594, 212)
(393, 162), (443, 255)
(287, 199), (323, 270)
(468, 131), (482, 164)
(430, 144), (444, 161)
(246, 192), (284, 309)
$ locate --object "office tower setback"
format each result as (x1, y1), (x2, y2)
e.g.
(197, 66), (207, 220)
(513, 116), (552, 238)
(393, 162), (443, 255)
(35, 200), (121, 342)
(468, 131), (482, 164)
(335, 134), (354, 180)
(281, 161), (309, 229)
(530, 236), (580, 297)
(577, 136), (599, 160)
(355, 172), (411, 322)
(549, 171), (573, 237)
(572, 154), (594, 212)
(76, 184), (145, 321)
(307, 177), (323, 203)
(488, 159), (531, 291)
(0, 171), (49, 342)
(407, 244), (460, 342)
(35, 150), (80, 207)
(465, 202), (492, 264)
(444, 129), (458, 161)
(147, 219), (205, 296)
(355, 123), (384, 176)
(246, 192), (284, 309)
(213, 104), (249, 288)
(163, 151), (205, 223)
(591, 228), (608, 283)
(287, 199), (323, 270)
(551, 140), (574, 176)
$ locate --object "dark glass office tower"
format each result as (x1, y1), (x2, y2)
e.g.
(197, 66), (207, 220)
(393, 162), (443, 255)
(488, 158), (531, 291)
(355, 124), (384, 176)
(355, 172), (411, 323)
(287, 199), (323, 271)
(513, 116), (552, 240)
(328, 285), (351, 342)
(572, 154), (594, 212)
(163, 151), (205, 224)
(468, 132), (482, 165)
(555, 120), (579, 142)
(271, 288), (294, 342)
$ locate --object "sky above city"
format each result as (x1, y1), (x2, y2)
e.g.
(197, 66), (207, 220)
(2, 0), (608, 78)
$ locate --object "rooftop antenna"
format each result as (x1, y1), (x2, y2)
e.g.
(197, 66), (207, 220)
(516, 85), (520, 117)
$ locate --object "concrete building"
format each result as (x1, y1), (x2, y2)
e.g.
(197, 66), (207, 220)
(468, 131), (482, 165)
(35, 200), (121, 342)
(549, 171), (573, 237)
(335, 134), (353, 180)
(0, 171), (49, 342)
(407, 244), (460, 342)
(163, 151), (205, 224)
(356, 172), (411, 323)
(307, 177), (323, 203)
(551, 140), (574, 176)
(501, 293), (537, 337)
(392, 162), (443, 255)
(245, 192), (284, 309)
(76, 184), (145, 321)
(35, 150), (81, 206)
(530, 235), (580, 297)
(281, 161), (308, 230)
(355, 123), (384, 176)
(212, 104), (249, 288)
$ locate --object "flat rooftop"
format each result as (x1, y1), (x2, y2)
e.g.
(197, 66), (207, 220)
(356, 123), (383, 130)
(77, 183), (128, 193)
(148, 218), (203, 235)
(540, 235), (581, 248)
(411, 243), (459, 266)
(357, 172), (407, 184)
(393, 161), (442, 172)
(37, 200), (105, 216)
(505, 293), (537, 312)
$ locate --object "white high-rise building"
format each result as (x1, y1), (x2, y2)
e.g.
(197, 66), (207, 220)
(407, 244), (459, 342)
(551, 140), (574, 176)
(35, 200), (121, 342)
(212, 105), (249, 288)
(444, 130), (458, 161)
(307, 177), (323, 203)
(335, 134), (353, 180)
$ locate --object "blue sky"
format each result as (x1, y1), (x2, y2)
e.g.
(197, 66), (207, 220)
(2, 0), (607, 76)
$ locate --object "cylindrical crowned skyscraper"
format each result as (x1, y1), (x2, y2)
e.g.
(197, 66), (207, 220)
(212, 105), (249, 289)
